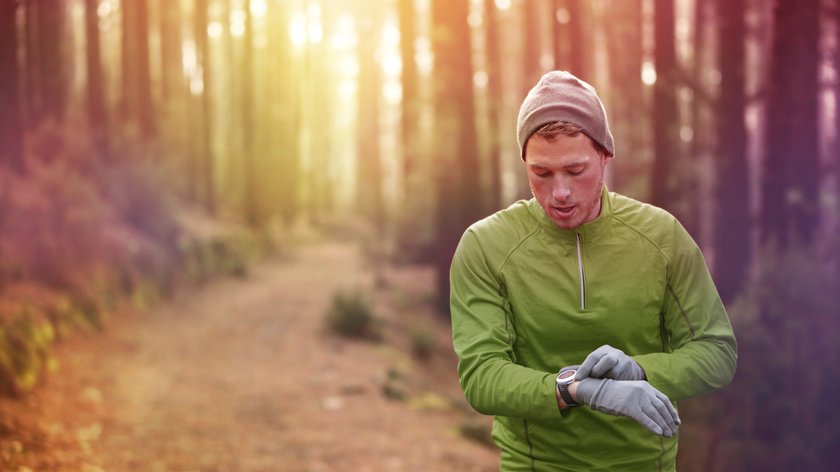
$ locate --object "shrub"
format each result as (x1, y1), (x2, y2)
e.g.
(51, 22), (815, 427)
(410, 325), (436, 360)
(326, 290), (378, 339)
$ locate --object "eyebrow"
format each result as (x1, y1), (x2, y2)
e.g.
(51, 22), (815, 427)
(528, 160), (588, 169)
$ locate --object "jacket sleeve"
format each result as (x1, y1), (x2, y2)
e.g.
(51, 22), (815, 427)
(450, 229), (563, 420)
(632, 220), (738, 401)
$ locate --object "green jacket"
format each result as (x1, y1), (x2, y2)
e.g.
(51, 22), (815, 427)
(450, 187), (737, 471)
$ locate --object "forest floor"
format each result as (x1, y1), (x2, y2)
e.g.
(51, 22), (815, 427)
(0, 239), (498, 471)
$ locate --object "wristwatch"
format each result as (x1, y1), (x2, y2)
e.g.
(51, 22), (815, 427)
(556, 369), (579, 408)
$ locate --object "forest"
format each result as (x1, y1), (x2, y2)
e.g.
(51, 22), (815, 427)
(0, 0), (838, 470)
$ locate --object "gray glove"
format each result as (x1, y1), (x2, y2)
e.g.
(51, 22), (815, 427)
(575, 378), (680, 437)
(575, 344), (645, 381)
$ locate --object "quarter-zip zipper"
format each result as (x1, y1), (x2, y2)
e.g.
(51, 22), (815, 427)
(575, 232), (586, 310)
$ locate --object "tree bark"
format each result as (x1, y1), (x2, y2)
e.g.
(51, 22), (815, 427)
(484, 0), (503, 210)
(23, 0), (42, 126)
(308, 0), (330, 224)
(431, 0), (481, 312)
(605, 0), (643, 192)
(516, 0), (543, 201)
(242, 0), (257, 225)
(398, 0), (419, 206)
(714, 0), (749, 303)
(552, 0), (565, 69)
(760, 0), (820, 246)
(121, 0), (154, 137)
(651, 0), (680, 214)
(566, 0), (587, 80)
(0, 0), (24, 172)
(85, 0), (108, 151)
(194, 0), (215, 214)
(37, 0), (65, 123)
(270, 3), (299, 227)
(158, 0), (182, 101)
(522, 0), (542, 88)
(135, 0), (154, 137)
(356, 12), (384, 231)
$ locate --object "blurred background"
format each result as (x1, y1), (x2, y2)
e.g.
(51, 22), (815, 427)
(0, 0), (838, 470)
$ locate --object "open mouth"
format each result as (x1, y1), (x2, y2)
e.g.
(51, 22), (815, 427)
(552, 205), (576, 217)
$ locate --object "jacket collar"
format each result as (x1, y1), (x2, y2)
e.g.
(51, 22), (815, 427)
(529, 185), (613, 242)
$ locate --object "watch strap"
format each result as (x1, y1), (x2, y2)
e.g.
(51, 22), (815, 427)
(557, 383), (579, 407)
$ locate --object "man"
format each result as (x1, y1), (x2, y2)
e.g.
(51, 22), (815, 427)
(449, 71), (737, 471)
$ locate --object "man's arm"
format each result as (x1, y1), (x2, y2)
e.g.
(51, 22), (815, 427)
(632, 220), (738, 401)
(450, 229), (563, 420)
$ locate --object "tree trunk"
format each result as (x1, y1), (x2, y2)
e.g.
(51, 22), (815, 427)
(516, 0), (543, 201)
(552, 0), (565, 69)
(398, 0), (419, 205)
(135, 0), (154, 137)
(356, 13), (384, 231)
(158, 0), (182, 101)
(714, 0), (749, 303)
(270, 3), (299, 227)
(121, 0), (132, 121)
(760, 0), (820, 247)
(484, 0), (503, 210)
(37, 0), (65, 123)
(566, 0), (587, 80)
(0, 0), (24, 172)
(835, 0), (840, 268)
(23, 0), (41, 126)
(605, 0), (643, 192)
(84, 0), (108, 151)
(242, 0), (257, 225)
(194, 0), (215, 214)
(682, 0), (708, 241)
(651, 0), (680, 214)
(121, 0), (154, 137)
(522, 0), (542, 88)
(308, 0), (330, 224)
(431, 0), (481, 312)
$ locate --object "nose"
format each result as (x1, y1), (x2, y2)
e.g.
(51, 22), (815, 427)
(552, 179), (571, 202)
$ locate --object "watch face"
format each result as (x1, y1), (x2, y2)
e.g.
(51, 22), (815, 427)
(558, 369), (576, 381)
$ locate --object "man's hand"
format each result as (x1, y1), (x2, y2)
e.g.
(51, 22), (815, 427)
(575, 345), (645, 381)
(575, 378), (680, 437)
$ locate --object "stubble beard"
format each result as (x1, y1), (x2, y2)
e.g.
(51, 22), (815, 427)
(544, 175), (605, 230)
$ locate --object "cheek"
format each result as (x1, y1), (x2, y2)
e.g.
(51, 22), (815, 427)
(577, 172), (602, 192)
(526, 174), (544, 190)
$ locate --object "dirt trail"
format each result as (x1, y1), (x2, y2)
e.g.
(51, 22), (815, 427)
(0, 241), (498, 471)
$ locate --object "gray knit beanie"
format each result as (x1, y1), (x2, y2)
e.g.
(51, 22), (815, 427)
(516, 70), (614, 160)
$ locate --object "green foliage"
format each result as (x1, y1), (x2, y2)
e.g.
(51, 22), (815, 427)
(326, 290), (379, 340)
(708, 239), (839, 470)
(0, 309), (56, 397)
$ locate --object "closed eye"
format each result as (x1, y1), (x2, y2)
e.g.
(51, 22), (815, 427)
(531, 167), (551, 178)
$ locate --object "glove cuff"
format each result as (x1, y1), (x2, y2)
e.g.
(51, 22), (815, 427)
(576, 378), (608, 407)
(631, 361), (646, 380)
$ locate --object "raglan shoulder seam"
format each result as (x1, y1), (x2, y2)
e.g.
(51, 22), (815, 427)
(497, 221), (541, 277)
(609, 212), (672, 267)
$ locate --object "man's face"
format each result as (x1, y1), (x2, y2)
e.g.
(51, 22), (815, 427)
(524, 133), (612, 230)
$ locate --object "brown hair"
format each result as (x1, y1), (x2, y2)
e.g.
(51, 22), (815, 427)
(534, 121), (609, 157)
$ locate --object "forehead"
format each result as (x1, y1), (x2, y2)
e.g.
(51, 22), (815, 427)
(525, 133), (601, 167)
